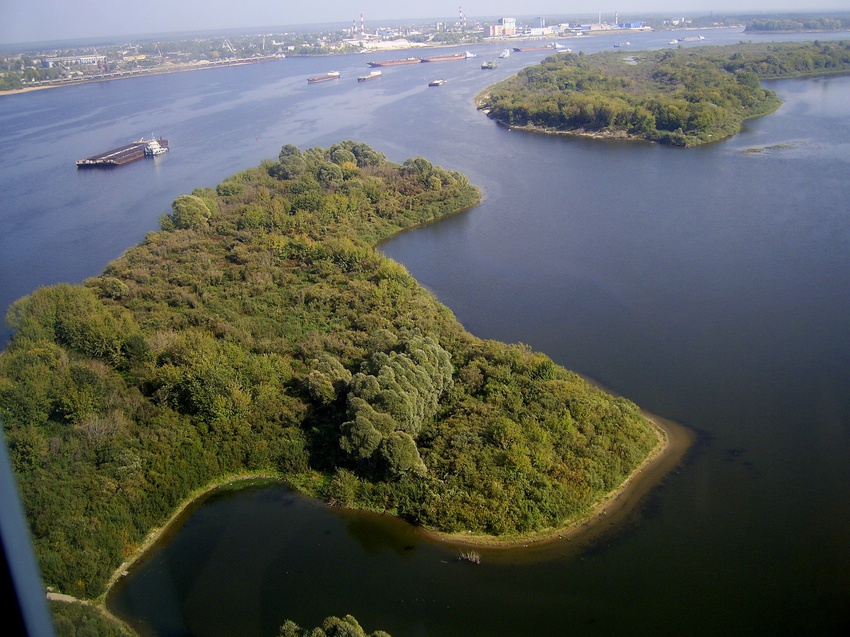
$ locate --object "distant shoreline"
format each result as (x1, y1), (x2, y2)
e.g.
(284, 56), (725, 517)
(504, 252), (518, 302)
(0, 28), (662, 98)
(0, 56), (282, 97)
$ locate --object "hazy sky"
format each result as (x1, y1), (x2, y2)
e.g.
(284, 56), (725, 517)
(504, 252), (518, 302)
(1, 1), (846, 44)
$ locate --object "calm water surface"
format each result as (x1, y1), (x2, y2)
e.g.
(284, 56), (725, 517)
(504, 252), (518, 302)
(2, 28), (849, 636)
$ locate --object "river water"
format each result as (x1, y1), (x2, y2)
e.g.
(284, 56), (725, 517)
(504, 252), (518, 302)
(2, 28), (849, 636)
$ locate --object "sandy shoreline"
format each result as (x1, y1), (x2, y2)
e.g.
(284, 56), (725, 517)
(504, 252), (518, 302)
(100, 471), (285, 599)
(422, 410), (691, 551)
(97, 409), (690, 604)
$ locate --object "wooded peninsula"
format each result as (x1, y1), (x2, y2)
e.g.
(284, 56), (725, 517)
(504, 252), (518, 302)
(477, 41), (850, 146)
(0, 142), (660, 601)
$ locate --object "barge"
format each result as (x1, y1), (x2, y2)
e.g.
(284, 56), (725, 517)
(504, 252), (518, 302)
(513, 43), (569, 53)
(421, 53), (468, 63)
(76, 137), (168, 168)
(307, 71), (341, 84)
(367, 57), (421, 67)
(357, 70), (382, 82)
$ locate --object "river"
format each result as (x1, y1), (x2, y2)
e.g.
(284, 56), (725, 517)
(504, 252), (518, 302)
(2, 27), (849, 636)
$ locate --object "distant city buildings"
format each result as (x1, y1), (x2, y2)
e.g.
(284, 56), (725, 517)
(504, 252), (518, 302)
(486, 17), (517, 37)
(43, 54), (106, 68)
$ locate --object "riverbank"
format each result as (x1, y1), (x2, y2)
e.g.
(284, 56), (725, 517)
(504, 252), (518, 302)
(0, 56), (283, 97)
(98, 411), (688, 607)
(424, 411), (692, 550)
(100, 471), (286, 600)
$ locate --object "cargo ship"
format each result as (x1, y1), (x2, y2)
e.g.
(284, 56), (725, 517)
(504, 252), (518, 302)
(76, 137), (168, 168)
(367, 57), (421, 67)
(513, 43), (569, 52)
(422, 52), (468, 63)
(307, 71), (341, 84)
(513, 45), (555, 52)
(357, 70), (382, 82)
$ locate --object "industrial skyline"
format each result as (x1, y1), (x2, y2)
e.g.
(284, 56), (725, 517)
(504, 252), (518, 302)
(2, 1), (847, 44)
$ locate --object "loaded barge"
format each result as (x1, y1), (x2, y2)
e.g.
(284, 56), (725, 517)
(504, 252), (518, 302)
(367, 57), (421, 67)
(307, 71), (341, 84)
(76, 137), (168, 168)
(357, 70), (382, 82)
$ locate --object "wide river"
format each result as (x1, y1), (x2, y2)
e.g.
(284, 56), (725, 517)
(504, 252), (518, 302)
(2, 27), (849, 637)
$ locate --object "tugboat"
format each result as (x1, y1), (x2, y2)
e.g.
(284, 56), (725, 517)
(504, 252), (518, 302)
(481, 60), (497, 70)
(144, 138), (168, 156)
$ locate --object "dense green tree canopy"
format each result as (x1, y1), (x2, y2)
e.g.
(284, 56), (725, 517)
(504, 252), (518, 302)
(279, 614), (390, 637)
(478, 41), (850, 146)
(1, 142), (656, 600)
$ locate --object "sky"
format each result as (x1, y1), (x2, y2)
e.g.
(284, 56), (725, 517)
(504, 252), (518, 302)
(1, 1), (847, 45)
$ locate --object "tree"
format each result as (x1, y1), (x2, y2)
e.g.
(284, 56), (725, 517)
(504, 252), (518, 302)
(168, 194), (212, 230)
(278, 614), (391, 637)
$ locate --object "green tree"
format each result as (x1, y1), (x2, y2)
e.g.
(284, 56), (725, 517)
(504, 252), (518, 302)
(167, 194), (212, 230)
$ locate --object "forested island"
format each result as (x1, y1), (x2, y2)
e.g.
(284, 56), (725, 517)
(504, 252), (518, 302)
(0, 142), (661, 606)
(477, 41), (850, 146)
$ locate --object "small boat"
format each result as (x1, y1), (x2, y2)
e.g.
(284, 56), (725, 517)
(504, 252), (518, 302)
(481, 60), (497, 70)
(357, 70), (382, 82)
(428, 79), (447, 87)
(614, 41), (631, 48)
(499, 48), (510, 58)
(307, 71), (340, 84)
(464, 51), (478, 58)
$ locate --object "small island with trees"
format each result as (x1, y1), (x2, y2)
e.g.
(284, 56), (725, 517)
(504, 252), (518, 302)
(477, 41), (850, 146)
(0, 141), (666, 614)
